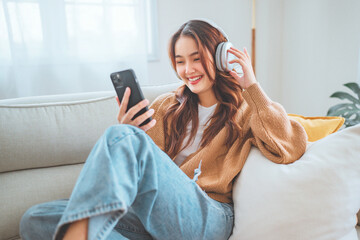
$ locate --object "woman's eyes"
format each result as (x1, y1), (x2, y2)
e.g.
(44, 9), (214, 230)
(176, 58), (200, 64)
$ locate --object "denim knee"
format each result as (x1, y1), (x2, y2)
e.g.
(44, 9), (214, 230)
(105, 124), (141, 137)
(103, 124), (150, 149)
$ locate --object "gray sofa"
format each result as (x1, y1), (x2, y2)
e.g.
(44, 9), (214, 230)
(1, 82), (359, 240)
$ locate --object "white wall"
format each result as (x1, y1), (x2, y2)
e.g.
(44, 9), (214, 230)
(147, 0), (252, 85)
(257, 0), (360, 116)
(256, 0), (284, 103)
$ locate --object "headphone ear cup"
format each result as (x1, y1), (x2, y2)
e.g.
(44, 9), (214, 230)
(215, 42), (225, 71)
(215, 42), (233, 72)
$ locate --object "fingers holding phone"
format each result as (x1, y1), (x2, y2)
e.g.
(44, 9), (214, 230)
(117, 87), (131, 120)
(116, 87), (156, 131)
(136, 109), (157, 132)
(111, 69), (156, 132)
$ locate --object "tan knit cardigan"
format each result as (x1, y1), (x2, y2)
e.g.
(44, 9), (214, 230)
(146, 83), (307, 203)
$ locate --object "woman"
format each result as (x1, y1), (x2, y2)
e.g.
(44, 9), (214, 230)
(20, 20), (307, 240)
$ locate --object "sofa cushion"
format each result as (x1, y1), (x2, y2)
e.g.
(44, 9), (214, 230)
(230, 124), (360, 240)
(0, 93), (118, 173)
(0, 164), (83, 240)
(288, 113), (344, 142)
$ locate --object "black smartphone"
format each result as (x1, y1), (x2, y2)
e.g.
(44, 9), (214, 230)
(110, 69), (151, 127)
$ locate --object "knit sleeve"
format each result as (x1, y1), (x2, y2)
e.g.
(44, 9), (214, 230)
(241, 83), (307, 164)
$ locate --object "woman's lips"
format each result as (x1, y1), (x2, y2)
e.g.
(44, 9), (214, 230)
(188, 75), (203, 85)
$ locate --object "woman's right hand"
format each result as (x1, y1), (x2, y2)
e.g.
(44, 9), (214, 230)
(116, 87), (156, 132)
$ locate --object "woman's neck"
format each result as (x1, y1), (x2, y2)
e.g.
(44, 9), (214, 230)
(198, 90), (218, 107)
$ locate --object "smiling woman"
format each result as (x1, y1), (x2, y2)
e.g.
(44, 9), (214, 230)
(0, 0), (158, 99)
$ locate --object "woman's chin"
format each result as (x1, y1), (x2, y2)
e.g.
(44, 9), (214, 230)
(187, 85), (201, 94)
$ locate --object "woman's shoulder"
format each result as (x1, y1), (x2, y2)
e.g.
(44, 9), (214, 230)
(150, 91), (177, 109)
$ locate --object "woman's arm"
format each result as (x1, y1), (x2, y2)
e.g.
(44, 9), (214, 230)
(227, 47), (307, 163)
(242, 83), (307, 164)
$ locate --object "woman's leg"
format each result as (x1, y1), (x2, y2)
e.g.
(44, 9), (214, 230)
(63, 218), (88, 240)
(32, 124), (233, 239)
(20, 200), (152, 240)
(20, 200), (68, 240)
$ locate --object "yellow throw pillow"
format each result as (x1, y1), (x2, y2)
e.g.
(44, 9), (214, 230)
(288, 114), (345, 142)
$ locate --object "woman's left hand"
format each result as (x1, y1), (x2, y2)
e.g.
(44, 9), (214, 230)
(227, 47), (257, 90)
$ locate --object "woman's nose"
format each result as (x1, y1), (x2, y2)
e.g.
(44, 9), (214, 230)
(185, 62), (195, 74)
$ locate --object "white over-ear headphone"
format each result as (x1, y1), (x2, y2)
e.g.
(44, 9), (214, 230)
(194, 18), (244, 77)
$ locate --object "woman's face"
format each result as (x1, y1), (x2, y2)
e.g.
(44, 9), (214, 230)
(174, 36), (216, 99)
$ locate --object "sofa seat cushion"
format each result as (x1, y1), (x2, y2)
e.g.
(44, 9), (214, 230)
(0, 164), (83, 240)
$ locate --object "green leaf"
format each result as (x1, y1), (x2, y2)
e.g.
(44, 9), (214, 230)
(328, 82), (360, 127)
(344, 82), (360, 100)
(343, 111), (357, 119)
(345, 119), (360, 127)
(327, 103), (354, 116)
(335, 108), (357, 117)
(330, 91), (360, 104)
(327, 103), (360, 118)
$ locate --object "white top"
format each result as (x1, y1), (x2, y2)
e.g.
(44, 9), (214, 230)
(174, 103), (217, 166)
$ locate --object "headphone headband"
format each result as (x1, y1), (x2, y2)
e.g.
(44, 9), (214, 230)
(192, 18), (229, 41)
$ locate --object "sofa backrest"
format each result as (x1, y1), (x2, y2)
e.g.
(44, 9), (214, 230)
(0, 83), (181, 173)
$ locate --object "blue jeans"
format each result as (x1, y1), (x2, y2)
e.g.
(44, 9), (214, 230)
(20, 125), (234, 240)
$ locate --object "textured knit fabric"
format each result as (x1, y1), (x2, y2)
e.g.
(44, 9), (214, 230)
(146, 83), (308, 203)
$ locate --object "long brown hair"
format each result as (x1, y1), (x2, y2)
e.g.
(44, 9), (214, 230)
(164, 20), (243, 159)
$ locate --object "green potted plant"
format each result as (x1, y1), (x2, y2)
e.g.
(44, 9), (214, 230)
(327, 82), (360, 127)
